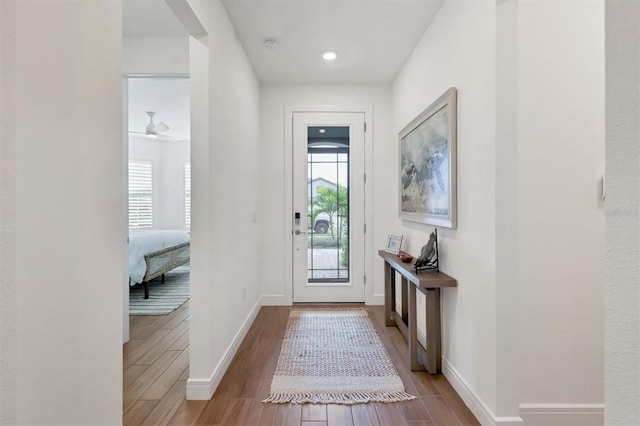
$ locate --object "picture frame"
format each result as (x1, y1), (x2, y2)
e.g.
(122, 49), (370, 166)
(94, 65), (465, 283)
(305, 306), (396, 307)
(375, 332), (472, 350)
(399, 87), (457, 228)
(385, 234), (403, 255)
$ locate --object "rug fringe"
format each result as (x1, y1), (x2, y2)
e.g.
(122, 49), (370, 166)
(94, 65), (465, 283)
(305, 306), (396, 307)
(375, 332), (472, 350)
(262, 391), (417, 405)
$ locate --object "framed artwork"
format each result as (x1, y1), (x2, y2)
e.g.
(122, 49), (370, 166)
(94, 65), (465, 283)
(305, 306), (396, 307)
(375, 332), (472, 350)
(399, 87), (457, 228)
(385, 234), (403, 255)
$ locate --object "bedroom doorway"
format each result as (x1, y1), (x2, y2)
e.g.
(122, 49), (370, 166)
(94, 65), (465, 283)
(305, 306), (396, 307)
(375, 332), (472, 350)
(124, 76), (191, 334)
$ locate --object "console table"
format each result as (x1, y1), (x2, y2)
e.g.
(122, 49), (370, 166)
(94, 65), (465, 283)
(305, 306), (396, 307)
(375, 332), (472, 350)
(379, 250), (456, 374)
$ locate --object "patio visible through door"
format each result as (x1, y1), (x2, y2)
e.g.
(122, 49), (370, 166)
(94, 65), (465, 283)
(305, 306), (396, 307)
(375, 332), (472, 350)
(292, 112), (365, 303)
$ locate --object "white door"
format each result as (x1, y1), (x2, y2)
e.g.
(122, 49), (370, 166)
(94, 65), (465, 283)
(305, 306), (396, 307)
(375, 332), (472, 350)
(292, 112), (365, 303)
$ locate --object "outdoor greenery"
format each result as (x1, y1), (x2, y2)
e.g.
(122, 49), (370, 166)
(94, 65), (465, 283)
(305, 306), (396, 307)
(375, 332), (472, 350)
(309, 184), (350, 268)
(310, 185), (349, 238)
(308, 235), (341, 248)
(340, 234), (348, 267)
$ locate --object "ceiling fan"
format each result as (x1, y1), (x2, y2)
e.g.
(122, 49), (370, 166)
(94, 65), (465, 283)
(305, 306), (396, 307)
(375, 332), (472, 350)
(130, 111), (170, 137)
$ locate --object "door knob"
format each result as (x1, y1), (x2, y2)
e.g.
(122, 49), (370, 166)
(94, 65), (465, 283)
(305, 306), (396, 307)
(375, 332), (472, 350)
(295, 229), (307, 235)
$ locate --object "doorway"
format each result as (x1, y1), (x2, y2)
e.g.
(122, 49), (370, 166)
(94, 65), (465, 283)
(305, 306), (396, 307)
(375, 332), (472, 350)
(123, 76), (191, 336)
(292, 112), (366, 303)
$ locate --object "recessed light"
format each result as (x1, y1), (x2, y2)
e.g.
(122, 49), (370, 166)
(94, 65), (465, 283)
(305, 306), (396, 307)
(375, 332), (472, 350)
(319, 129), (326, 134)
(322, 50), (337, 61)
(263, 39), (279, 49)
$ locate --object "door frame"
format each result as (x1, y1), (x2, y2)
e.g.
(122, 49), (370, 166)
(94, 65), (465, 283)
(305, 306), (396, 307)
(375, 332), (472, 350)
(292, 112), (365, 302)
(283, 105), (375, 305)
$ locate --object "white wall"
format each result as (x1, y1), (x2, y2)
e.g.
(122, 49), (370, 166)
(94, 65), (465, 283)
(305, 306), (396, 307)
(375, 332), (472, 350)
(0, 1), (18, 423)
(604, 0), (640, 423)
(392, 0), (502, 422)
(185, 0), (262, 399)
(1, 1), (123, 424)
(517, 1), (605, 424)
(129, 135), (190, 230)
(393, 0), (605, 424)
(258, 84), (392, 306)
(495, 0), (520, 419)
(123, 36), (189, 75)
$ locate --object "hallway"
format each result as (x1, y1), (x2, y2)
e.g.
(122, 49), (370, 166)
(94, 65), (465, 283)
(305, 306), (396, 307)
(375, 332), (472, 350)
(123, 303), (479, 425)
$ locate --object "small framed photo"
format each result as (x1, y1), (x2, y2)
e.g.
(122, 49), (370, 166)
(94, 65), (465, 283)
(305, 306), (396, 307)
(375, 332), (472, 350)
(385, 234), (403, 255)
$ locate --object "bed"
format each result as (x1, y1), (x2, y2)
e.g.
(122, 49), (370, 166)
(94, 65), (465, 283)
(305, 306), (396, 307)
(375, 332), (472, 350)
(128, 230), (190, 299)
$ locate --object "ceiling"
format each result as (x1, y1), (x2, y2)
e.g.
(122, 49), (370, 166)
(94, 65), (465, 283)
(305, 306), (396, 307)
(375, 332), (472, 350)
(222, 0), (444, 84)
(123, 0), (444, 84)
(123, 0), (188, 37)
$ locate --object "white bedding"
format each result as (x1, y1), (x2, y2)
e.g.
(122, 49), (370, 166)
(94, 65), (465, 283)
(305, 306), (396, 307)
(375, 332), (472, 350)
(128, 230), (190, 285)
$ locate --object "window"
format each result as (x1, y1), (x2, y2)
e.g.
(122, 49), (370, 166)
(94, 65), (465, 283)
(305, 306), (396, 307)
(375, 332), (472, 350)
(184, 162), (191, 228)
(307, 126), (350, 282)
(128, 160), (153, 229)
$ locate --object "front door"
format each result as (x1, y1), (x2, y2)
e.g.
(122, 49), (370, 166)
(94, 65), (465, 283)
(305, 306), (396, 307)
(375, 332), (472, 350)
(292, 112), (365, 303)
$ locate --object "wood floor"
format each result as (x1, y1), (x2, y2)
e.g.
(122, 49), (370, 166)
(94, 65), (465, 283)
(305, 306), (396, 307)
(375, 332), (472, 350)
(123, 302), (480, 426)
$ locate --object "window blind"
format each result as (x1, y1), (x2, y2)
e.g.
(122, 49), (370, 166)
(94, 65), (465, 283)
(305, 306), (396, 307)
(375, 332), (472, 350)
(129, 160), (153, 229)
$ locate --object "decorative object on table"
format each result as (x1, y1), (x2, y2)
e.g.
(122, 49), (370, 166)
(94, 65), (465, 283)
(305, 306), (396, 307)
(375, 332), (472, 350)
(263, 309), (416, 404)
(385, 234), (403, 255)
(414, 229), (439, 273)
(399, 253), (413, 263)
(399, 87), (457, 228)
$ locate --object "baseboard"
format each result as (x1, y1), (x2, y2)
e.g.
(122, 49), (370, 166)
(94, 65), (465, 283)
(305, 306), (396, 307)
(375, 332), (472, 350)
(186, 297), (263, 400)
(261, 294), (292, 306)
(441, 357), (602, 426)
(263, 293), (381, 306)
(519, 403), (604, 425)
(185, 376), (214, 401)
(367, 293), (384, 305)
(442, 357), (524, 426)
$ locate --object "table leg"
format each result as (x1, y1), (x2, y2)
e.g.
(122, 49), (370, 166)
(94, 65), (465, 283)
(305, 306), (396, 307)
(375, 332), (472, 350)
(425, 288), (441, 373)
(408, 283), (424, 371)
(384, 262), (395, 326)
(401, 277), (408, 325)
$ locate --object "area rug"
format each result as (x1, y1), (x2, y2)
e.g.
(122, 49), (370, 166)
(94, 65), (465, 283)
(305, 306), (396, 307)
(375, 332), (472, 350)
(129, 265), (189, 315)
(263, 309), (416, 405)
